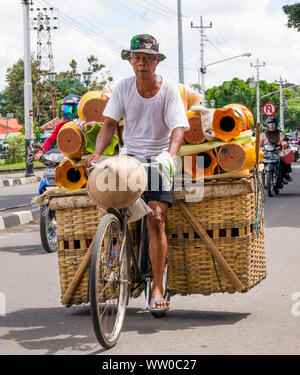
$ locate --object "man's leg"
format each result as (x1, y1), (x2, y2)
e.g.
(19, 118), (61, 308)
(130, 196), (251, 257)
(146, 200), (170, 309)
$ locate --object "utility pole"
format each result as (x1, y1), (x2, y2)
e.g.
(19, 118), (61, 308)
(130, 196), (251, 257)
(177, 0), (184, 84)
(250, 58), (265, 125)
(22, 0), (34, 177)
(275, 76), (287, 131)
(191, 16), (212, 103)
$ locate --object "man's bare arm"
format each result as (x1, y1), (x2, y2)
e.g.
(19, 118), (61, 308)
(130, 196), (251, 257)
(168, 127), (185, 162)
(93, 117), (118, 162)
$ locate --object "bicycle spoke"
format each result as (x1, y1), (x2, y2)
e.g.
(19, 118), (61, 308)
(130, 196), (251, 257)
(90, 214), (129, 349)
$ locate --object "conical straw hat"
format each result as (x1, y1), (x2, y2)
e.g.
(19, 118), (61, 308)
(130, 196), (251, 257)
(87, 155), (147, 209)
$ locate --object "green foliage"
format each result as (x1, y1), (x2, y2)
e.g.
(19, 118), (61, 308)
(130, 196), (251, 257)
(283, 3), (300, 31)
(0, 89), (9, 115)
(69, 59), (78, 73)
(202, 77), (299, 130)
(2, 55), (114, 132)
(4, 58), (39, 124)
(33, 122), (42, 141)
(6, 135), (25, 164)
(190, 83), (201, 93)
(205, 77), (257, 115)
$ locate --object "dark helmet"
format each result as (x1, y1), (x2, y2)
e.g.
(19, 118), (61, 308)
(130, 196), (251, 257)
(61, 94), (81, 121)
(266, 116), (278, 130)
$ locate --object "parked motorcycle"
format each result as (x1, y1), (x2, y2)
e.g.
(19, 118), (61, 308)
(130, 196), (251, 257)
(27, 144), (64, 253)
(261, 143), (282, 197)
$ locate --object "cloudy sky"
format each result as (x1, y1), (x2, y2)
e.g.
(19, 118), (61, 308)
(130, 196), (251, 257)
(1, 0), (299, 91)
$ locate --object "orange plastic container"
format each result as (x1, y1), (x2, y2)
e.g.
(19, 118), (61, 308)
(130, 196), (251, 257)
(212, 107), (245, 142)
(184, 111), (206, 144)
(183, 149), (218, 178)
(223, 103), (254, 130)
(56, 121), (85, 161)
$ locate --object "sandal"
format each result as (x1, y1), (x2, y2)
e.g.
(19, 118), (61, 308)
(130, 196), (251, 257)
(147, 298), (169, 313)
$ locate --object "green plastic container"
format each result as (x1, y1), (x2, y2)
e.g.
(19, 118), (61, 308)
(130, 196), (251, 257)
(84, 123), (119, 156)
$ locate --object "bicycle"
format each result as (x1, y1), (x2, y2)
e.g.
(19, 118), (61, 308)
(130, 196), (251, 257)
(88, 162), (170, 349)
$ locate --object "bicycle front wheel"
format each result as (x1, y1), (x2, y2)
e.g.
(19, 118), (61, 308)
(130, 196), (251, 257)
(90, 214), (129, 349)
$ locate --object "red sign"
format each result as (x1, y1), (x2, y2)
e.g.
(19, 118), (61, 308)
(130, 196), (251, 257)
(262, 102), (276, 116)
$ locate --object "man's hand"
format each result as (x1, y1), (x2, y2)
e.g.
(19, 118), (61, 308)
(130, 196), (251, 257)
(34, 151), (43, 161)
(85, 153), (102, 168)
(157, 151), (176, 177)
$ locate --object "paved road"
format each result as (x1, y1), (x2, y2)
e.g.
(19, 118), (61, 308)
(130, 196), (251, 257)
(0, 183), (39, 211)
(0, 163), (299, 355)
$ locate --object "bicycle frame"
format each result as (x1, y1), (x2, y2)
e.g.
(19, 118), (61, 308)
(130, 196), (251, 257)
(107, 207), (146, 287)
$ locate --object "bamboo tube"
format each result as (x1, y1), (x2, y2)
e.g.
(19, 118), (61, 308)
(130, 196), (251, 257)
(186, 169), (251, 181)
(255, 122), (261, 166)
(217, 143), (246, 172)
(61, 238), (95, 306)
(174, 179), (253, 200)
(177, 201), (245, 292)
(179, 130), (252, 156)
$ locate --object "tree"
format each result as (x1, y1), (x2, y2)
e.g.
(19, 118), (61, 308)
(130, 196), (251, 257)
(190, 83), (201, 93)
(0, 89), (9, 116)
(201, 77), (299, 130)
(283, 3), (300, 31)
(4, 58), (40, 124)
(2, 55), (114, 127)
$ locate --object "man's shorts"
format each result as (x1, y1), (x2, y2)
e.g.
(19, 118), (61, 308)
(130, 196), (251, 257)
(129, 155), (174, 207)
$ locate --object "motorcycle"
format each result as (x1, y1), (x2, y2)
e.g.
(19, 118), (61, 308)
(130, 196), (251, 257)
(28, 144), (65, 253)
(261, 143), (282, 197)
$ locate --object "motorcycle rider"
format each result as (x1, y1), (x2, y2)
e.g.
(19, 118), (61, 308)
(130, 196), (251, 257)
(34, 94), (81, 160)
(260, 116), (292, 184)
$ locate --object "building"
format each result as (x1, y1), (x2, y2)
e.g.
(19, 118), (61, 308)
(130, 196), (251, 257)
(0, 117), (23, 136)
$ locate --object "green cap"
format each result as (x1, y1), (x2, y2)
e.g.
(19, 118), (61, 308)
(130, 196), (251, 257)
(121, 34), (166, 61)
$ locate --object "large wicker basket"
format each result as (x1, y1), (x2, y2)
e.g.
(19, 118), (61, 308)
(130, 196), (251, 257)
(166, 174), (266, 296)
(49, 195), (105, 305)
(48, 193), (141, 306)
(48, 171), (265, 304)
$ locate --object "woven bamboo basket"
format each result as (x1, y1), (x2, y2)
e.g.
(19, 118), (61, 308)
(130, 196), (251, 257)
(49, 193), (141, 306)
(166, 173), (266, 296)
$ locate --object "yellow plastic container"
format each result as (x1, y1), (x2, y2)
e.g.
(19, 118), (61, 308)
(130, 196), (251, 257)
(55, 159), (87, 191)
(77, 91), (108, 123)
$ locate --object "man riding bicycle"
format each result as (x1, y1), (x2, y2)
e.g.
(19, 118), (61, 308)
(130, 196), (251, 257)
(88, 34), (189, 312)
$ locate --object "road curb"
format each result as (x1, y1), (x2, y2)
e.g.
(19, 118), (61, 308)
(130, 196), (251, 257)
(0, 207), (40, 231)
(0, 176), (42, 187)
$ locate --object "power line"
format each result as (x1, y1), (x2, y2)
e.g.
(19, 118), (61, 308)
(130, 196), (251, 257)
(37, 0), (123, 51)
